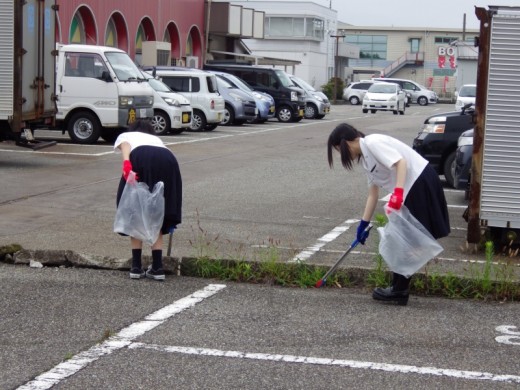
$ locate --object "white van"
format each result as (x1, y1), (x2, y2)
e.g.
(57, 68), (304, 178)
(141, 71), (192, 135)
(151, 68), (225, 131)
(56, 44), (154, 144)
(372, 77), (437, 106)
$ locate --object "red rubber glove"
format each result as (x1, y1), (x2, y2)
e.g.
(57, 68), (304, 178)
(122, 160), (133, 181)
(387, 187), (404, 211)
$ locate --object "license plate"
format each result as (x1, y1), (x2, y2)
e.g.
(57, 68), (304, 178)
(182, 113), (190, 123)
(325, 107), (330, 113)
(127, 108), (136, 124)
(255, 108), (259, 115)
(269, 106), (275, 113)
(299, 109), (304, 117)
(140, 108), (147, 118)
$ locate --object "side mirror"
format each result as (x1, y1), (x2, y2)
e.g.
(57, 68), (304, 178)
(101, 70), (112, 82)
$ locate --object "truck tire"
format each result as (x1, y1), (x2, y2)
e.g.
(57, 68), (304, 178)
(67, 111), (101, 144)
(151, 110), (171, 136)
(276, 106), (293, 122)
(190, 109), (207, 131)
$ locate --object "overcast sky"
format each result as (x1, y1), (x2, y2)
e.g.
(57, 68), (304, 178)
(260, 1), (520, 29)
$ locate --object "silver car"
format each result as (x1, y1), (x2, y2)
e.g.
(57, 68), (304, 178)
(343, 80), (376, 105)
(289, 75), (331, 119)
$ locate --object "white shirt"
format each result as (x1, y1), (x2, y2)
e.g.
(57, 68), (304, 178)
(359, 134), (428, 199)
(114, 131), (167, 152)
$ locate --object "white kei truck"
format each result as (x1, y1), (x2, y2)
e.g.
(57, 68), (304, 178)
(56, 44), (154, 144)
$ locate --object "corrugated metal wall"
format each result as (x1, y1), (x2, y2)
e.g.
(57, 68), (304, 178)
(0, 0), (14, 118)
(481, 11), (520, 228)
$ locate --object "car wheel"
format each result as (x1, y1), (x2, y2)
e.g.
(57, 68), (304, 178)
(362, 109), (368, 114)
(418, 96), (428, 106)
(222, 104), (235, 126)
(443, 151), (457, 188)
(349, 96), (360, 105)
(304, 103), (318, 119)
(393, 109), (398, 115)
(151, 110), (171, 136)
(190, 110), (207, 131)
(276, 106), (293, 122)
(399, 104), (405, 115)
(370, 110), (377, 114)
(67, 111), (101, 144)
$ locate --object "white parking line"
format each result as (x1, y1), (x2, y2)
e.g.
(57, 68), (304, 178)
(129, 342), (520, 384)
(16, 284), (227, 390)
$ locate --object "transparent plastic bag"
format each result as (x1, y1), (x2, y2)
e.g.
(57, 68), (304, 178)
(114, 173), (165, 246)
(377, 205), (443, 277)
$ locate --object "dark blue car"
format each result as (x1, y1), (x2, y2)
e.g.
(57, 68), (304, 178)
(453, 128), (474, 199)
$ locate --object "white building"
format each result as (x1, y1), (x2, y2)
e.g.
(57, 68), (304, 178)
(208, 1), (358, 89)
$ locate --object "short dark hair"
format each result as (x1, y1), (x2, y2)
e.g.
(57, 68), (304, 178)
(327, 123), (365, 170)
(128, 119), (155, 135)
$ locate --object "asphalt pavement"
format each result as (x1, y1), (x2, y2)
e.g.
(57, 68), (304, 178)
(1, 103), (520, 388)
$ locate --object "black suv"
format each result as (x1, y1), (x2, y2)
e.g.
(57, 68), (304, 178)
(412, 104), (475, 187)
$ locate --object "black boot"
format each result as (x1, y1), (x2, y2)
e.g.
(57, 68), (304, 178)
(372, 273), (410, 306)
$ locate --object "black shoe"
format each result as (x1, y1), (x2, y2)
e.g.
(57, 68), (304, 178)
(146, 266), (165, 281)
(372, 286), (409, 306)
(129, 268), (145, 279)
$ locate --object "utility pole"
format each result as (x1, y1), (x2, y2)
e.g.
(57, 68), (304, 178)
(330, 34), (344, 104)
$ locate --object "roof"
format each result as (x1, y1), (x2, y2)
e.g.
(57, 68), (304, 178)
(209, 50), (301, 66)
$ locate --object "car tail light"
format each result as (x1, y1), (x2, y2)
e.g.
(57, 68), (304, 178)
(211, 99), (215, 109)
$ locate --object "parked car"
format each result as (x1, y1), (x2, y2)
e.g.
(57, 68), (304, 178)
(207, 71), (275, 123)
(289, 75), (331, 119)
(362, 82), (406, 114)
(453, 128), (474, 199)
(144, 66), (225, 131)
(454, 84), (476, 111)
(204, 63), (305, 123)
(214, 75), (257, 125)
(372, 77), (438, 106)
(141, 71), (192, 135)
(412, 103), (475, 187)
(343, 80), (376, 105)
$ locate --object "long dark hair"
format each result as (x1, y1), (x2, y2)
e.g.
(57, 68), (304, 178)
(327, 123), (365, 170)
(128, 119), (155, 135)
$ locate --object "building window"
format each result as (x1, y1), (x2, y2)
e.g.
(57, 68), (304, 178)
(70, 14), (85, 43)
(264, 16), (324, 40)
(345, 35), (387, 59)
(434, 37), (458, 44)
(105, 18), (117, 47)
(410, 38), (420, 53)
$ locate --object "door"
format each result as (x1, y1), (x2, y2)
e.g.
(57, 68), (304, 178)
(57, 51), (118, 123)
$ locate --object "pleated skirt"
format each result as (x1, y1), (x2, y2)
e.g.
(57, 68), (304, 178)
(117, 145), (182, 235)
(404, 164), (450, 239)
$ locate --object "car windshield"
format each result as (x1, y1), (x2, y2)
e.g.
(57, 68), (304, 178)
(292, 77), (316, 91)
(369, 84), (397, 93)
(221, 74), (254, 92)
(143, 73), (172, 92)
(217, 76), (233, 89)
(459, 85), (476, 97)
(105, 52), (145, 81)
(274, 70), (295, 87)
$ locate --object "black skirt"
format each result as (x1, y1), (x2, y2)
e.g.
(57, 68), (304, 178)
(404, 164), (450, 239)
(117, 145), (182, 235)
